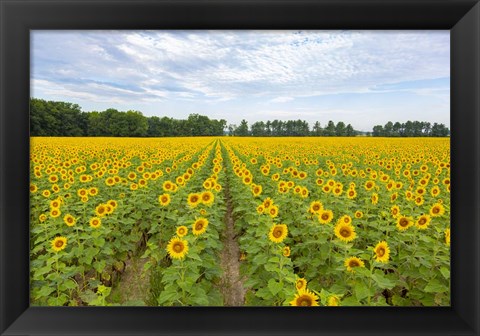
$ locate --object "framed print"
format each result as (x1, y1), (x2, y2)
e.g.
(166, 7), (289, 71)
(1, 0), (479, 335)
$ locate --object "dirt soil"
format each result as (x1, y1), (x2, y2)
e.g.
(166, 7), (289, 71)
(219, 178), (246, 306)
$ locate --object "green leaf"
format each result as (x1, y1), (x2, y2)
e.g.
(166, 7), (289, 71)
(93, 260), (106, 273)
(354, 282), (371, 301)
(371, 272), (396, 289)
(267, 279), (283, 296)
(440, 267), (450, 280)
(157, 288), (180, 305)
(35, 285), (56, 299)
(424, 278), (447, 293)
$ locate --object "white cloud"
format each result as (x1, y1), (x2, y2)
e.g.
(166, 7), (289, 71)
(31, 30), (450, 129)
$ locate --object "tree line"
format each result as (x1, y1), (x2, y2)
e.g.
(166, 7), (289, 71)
(30, 98), (450, 137)
(228, 120), (357, 137)
(372, 121), (450, 137)
(30, 98), (226, 137)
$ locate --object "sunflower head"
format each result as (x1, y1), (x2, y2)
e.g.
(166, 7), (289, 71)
(391, 205), (400, 218)
(445, 228), (451, 246)
(192, 217), (209, 236)
(50, 208), (61, 218)
(282, 246), (291, 257)
(159, 193), (171, 207)
(166, 237), (189, 260)
(290, 289), (320, 307)
(187, 193), (201, 207)
(256, 204), (265, 214)
(89, 217), (101, 229)
(63, 214), (76, 227)
(263, 197), (273, 209)
(295, 278), (307, 291)
(334, 222), (356, 242)
(309, 201), (323, 214)
(95, 204), (107, 217)
(430, 203), (445, 217)
(354, 211), (363, 219)
(374, 241), (390, 263)
(344, 256), (365, 272)
(327, 295), (341, 306)
(268, 205), (279, 218)
(416, 214), (431, 230)
(176, 225), (188, 237)
(201, 191), (214, 206)
(396, 216), (413, 231)
(268, 224), (288, 243)
(51, 236), (67, 252)
(318, 209), (333, 224)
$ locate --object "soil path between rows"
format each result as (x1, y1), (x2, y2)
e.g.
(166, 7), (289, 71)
(219, 156), (246, 306)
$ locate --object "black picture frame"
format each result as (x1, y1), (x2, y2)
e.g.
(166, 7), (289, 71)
(1, 0), (479, 335)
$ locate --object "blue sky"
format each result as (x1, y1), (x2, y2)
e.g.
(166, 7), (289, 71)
(31, 30), (450, 132)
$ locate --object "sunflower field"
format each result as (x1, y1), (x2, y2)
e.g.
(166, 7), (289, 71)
(30, 136), (450, 306)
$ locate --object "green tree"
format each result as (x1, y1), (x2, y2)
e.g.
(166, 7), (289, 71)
(236, 119), (249, 136)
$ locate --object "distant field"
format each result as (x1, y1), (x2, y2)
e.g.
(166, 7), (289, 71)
(29, 137), (450, 306)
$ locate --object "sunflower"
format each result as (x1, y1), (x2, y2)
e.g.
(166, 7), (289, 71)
(89, 187), (99, 196)
(327, 296), (341, 306)
(242, 176), (252, 185)
(334, 222), (356, 242)
(192, 217), (209, 236)
(42, 190), (51, 198)
(162, 180), (173, 192)
(89, 217), (101, 229)
(344, 256), (365, 272)
(374, 241), (390, 263)
(290, 288), (320, 306)
(390, 205), (400, 218)
(93, 204), (106, 217)
(412, 194), (423, 205)
(346, 188), (357, 199)
(158, 193), (171, 207)
(30, 183), (38, 193)
(201, 191), (214, 206)
(263, 197), (273, 209)
(203, 180), (212, 189)
(445, 228), (450, 246)
(176, 225), (188, 237)
(282, 246), (291, 257)
(318, 209), (334, 224)
(63, 214), (76, 227)
(415, 214), (431, 230)
(339, 215), (352, 225)
(187, 193), (201, 207)
(268, 224), (288, 243)
(50, 199), (61, 209)
(430, 203), (445, 217)
(309, 200), (323, 214)
(105, 177), (115, 186)
(364, 180), (375, 191)
(39, 213), (47, 222)
(295, 278), (307, 291)
(354, 211), (363, 219)
(256, 204), (265, 214)
(166, 237), (189, 260)
(396, 216), (413, 231)
(268, 205), (279, 218)
(50, 208), (61, 218)
(430, 185), (440, 197)
(252, 184), (262, 197)
(51, 236), (67, 252)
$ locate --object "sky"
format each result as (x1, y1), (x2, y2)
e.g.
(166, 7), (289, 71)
(31, 30), (450, 132)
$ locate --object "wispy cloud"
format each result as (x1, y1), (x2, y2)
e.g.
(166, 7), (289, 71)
(31, 30), (450, 131)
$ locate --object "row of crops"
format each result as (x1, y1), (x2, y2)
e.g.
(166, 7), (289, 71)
(30, 136), (450, 306)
